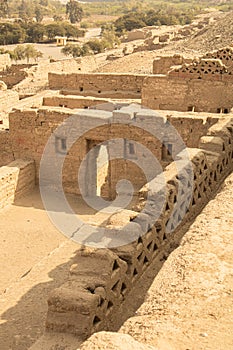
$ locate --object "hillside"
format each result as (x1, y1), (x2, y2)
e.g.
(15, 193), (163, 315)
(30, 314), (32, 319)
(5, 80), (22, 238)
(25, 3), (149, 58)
(177, 10), (233, 52)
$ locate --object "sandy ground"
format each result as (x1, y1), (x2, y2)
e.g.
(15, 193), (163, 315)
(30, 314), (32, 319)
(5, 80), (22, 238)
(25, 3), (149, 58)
(0, 188), (99, 350)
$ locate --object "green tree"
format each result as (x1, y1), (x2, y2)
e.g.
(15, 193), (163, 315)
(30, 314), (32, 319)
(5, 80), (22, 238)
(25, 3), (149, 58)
(35, 6), (43, 23)
(26, 22), (45, 42)
(0, 23), (26, 44)
(61, 43), (90, 58)
(13, 45), (26, 61)
(18, 0), (33, 22)
(24, 44), (42, 63)
(66, 0), (83, 24)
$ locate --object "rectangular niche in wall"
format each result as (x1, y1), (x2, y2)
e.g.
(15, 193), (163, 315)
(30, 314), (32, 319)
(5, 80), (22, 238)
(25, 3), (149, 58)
(162, 143), (173, 161)
(124, 140), (137, 159)
(55, 136), (67, 155)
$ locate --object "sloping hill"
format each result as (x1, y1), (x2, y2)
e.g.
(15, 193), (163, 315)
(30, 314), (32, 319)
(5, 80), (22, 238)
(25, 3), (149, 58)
(180, 11), (233, 52)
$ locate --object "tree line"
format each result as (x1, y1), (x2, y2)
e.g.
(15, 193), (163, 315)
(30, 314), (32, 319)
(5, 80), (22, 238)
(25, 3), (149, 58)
(0, 21), (85, 45)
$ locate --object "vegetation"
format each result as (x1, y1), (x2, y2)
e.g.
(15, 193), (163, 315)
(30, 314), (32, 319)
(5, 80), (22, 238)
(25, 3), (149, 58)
(66, 0), (83, 24)
(0, 44), (43, 62)
(0, 21), (85, 45)
(62, 25), (120, 57)
(114, 8), (197, 34)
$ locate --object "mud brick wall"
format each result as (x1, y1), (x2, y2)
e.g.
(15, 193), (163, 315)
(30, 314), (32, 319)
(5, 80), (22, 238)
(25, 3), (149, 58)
(43, 96), (111, 110)
(169, 59), (229, 81)
(142, 75), (233, 113)
(203, 47), (233, 68)
(0, 130), (14, 167)
(0, 53), (11, 71)
(45, 117), (233, 340)
(48, 73), (146, 99)
(0, 159), (35, 209)
(9, 107), (215, 198)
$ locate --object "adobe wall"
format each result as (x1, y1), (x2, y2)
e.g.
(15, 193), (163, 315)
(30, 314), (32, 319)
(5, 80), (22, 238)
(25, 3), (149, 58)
(48, 73), (146, 99)
(7, 106), (216, 198)
(45, 117), (233, 339)
(0, 159), (35, 209)
(153, 55), (193, 75)
(142, 75), (233, 113)
(43, 96), (111, 110)
(0, 53), (11, 71)
(12, 57), (97, 97)
(0, 130), (14, 167)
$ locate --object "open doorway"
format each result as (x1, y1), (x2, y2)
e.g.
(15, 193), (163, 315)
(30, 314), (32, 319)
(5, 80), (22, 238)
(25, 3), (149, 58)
(85, 140), (111, 198)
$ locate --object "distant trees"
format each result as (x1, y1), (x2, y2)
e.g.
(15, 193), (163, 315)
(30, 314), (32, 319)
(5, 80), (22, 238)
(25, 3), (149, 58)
(114, 8), (196, 34)
(1, 44), (43, 62)
(0, 22), (26, 44)
(66, 0), (83, 24)
(62, 25), (121, 58)
(0, 21), (85, 45)
(62, 43), (90, 58)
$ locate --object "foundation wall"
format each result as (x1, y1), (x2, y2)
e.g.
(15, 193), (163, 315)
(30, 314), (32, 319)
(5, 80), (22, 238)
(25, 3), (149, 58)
(43, 96), (111, 110)
(0, 159), (35, 209)
(142, 75), (233, 113)
(48, 73), (146, 99)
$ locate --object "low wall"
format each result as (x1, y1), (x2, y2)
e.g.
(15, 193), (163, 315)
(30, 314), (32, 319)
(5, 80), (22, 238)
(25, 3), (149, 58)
(48, 73), (146, 99)
(43, 96), (111, 110)
(45, 117), (233, 339)
(142, 75), (233, 113)
(0, 159), (35, 209)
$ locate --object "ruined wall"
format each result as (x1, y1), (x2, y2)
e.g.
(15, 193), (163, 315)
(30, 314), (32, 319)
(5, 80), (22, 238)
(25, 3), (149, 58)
(45, 117), (233, 339)
(153, 55), (193, 74)
(0, 159), (35, 209)
(9, 108), (163, 198)
(0, 53), (11, 71)
(0, 130), (14, 167)
(12, 57), (97, 97)
(169, 58), (229, 81)
(48, 73), (146, 99)
(142, 75), (233, 113)
(8, 107), (216, 198)
(43, 96), (111, 110)
(203, 47), (233, 68)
